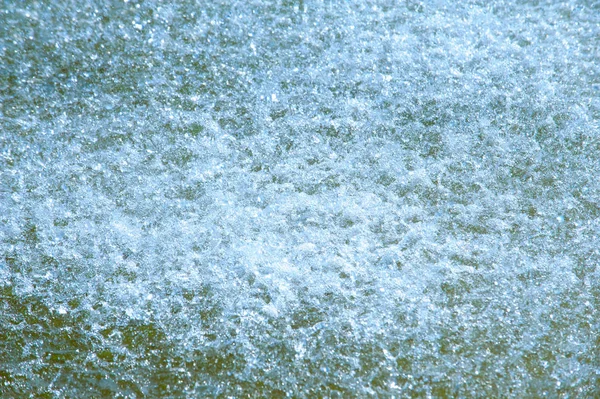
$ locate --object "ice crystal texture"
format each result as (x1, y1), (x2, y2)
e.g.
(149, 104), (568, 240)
(1, 0), (599, 397)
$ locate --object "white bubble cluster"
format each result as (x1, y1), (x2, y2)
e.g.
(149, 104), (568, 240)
(1, 0), (599, 397)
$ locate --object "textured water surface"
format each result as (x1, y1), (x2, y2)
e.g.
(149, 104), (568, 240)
(1, 0), (599, 397)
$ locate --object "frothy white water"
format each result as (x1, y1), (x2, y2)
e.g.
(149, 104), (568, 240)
(1, 0), (599, 396)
